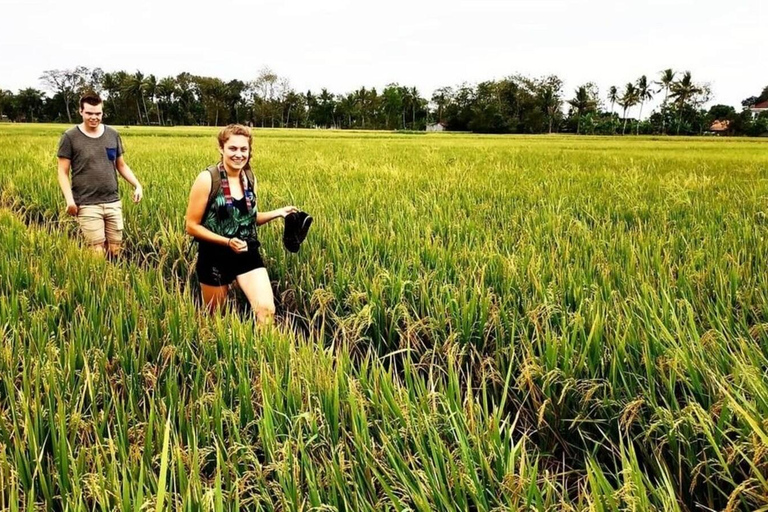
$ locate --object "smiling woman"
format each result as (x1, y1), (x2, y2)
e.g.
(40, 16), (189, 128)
(184, 123), (298, 321)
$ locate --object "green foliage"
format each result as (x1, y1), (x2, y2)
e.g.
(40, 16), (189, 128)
(758, 85), (768, 104)
(708, 104), (737, 120)
(4, 67), (761, 137)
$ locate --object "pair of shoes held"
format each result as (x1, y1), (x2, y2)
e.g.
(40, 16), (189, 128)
(283, 211), (312, 253)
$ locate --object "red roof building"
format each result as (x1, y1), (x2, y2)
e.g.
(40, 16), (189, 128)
(751, 100), (768, 115)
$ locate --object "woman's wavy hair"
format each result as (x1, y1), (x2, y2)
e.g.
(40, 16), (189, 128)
(217, 124), (253, 170)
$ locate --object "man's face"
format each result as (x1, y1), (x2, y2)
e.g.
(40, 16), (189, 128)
(80, 102), (103, 129)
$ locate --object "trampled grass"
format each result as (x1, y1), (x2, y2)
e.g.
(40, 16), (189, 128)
(1, 124), (767, 510)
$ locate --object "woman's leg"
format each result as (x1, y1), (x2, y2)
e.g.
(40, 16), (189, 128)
(200, 283), (229, 313)
(235, 268), (275, 324)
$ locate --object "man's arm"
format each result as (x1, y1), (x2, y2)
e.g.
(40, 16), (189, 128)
(57, 157), (78, 216)
(115, 156), (143, 203)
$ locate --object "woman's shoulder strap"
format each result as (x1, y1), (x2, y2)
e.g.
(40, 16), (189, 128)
(205, 164), (255, 207)
(206, 164), (221, 206)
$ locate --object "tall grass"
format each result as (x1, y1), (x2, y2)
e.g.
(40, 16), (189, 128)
(1, 124), (767, 510)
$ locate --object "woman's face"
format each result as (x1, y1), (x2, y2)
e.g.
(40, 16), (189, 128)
(219, 134), (250, 171)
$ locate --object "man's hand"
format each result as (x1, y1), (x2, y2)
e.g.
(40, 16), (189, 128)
(279, 205), (298, 218)
(133, 184), (143, 203)
(66, 203), (78, 216)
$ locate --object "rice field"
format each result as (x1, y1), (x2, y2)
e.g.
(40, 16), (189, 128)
(1, 124), (768, 511)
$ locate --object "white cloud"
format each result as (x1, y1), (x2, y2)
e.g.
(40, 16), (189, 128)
(1, 0), (765, 113)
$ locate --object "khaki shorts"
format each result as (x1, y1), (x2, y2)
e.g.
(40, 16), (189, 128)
(76, 201), (124, 246)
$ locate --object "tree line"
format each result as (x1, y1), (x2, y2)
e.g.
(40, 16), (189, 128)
(1, 66), (766, 136)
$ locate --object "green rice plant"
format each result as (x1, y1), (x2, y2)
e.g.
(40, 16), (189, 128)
(2, 125), (768, 510)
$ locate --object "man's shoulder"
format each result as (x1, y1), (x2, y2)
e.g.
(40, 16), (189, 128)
(62, 126), (80, 138)
(103, 125), (120, 137)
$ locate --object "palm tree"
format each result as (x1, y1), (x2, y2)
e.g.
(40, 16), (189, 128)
(355, 87), (370, 128)
(657, 69), (675, 134)
(100, 72), (125, 122)
(541, 86), (560, 134)
(122, 71), (146, 124)
(337, 93), (355, 128)
(144, 74), (159, 125)
(669, 71), (702, 135)
(635, 75), (654, 135)
(568, 85), (596, 135)
(398, 85), (410, 129)
(431, 87), (451, 124)
(317, 88), (336, 128)
(156, 77), (177, 126)
(618, 83), (639, 135)
(409, 86), (420, 128)
(607, 86), (618, 134)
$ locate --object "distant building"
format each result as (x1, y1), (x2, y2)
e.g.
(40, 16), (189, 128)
(426, 122), (447, 132)
(751, 100), (768, 116)
(707, 119), (731, 135)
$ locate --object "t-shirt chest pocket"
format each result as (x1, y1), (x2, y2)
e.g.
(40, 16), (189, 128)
(106, 147), (117, 161)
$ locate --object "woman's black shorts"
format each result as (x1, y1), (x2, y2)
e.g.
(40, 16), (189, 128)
(196, 239), (265, 286)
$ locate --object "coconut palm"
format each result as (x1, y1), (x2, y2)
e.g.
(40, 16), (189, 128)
(635, 75), (654, 135)
(431, 87), (451, 125)
(568, 85), (597, 135)
(122, 71), (146, 124)
(607, 85), (618, 134)
(337, 92), (356, 128)
(657, 69), (676, 134)
(144, 74), (160, 124)
(355, 87), (373, 129)
(669, 71), (702, 135)
(409, 86), (420, 128)
(541, 86), (560, 134)
(156, 77), (177, 126)
(618, 83), (639, 135)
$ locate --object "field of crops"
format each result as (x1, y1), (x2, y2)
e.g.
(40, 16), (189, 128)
(1, 124), (768, 511)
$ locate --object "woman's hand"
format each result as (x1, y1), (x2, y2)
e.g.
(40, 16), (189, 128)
(279, 205), (298, 218)
(227, 237), (248, 253)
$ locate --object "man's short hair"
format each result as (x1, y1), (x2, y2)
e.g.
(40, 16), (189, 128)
(79, 93), (103, 110)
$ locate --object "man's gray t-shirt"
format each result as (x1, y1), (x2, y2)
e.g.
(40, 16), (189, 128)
(57, 126), (124, 205)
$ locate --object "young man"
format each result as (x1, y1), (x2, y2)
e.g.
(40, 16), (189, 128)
(57, 93), (143, 256)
